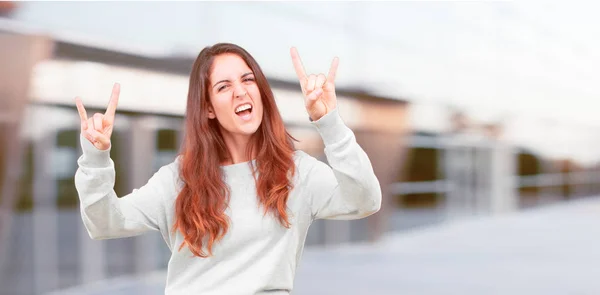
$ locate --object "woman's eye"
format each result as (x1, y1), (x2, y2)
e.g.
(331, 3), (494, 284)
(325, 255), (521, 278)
(243, 77), (255, 82)
(218, 85), (227, 92)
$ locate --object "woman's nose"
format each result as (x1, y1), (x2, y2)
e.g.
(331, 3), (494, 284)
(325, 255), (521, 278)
(234, 84), (247, 98)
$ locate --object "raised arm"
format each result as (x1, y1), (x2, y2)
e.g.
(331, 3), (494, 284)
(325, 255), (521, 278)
(291, 48), (382, 220)
(74, 83), (176, 239)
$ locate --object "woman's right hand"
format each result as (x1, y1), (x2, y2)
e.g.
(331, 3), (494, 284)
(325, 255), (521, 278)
(75, 83), (120, 151)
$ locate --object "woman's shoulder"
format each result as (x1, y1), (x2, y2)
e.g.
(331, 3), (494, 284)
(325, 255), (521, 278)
(293, 149), (313, 166)
(149, 156), (184, 195)
(292, 150), (326, 178)
(156, 155), (181, 177)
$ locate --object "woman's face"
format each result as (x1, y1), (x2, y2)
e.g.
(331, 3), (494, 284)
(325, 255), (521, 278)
(208, 53), (264, 139)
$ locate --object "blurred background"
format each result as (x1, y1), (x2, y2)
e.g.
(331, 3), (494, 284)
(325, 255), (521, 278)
(1, 1), (600, 295)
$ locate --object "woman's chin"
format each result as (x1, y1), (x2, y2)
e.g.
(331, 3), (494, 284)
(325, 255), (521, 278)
(241, 126), (260, 136)
(235, 123), (261, 136)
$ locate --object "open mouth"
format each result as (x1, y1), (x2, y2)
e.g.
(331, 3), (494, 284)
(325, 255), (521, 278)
(235, 103), (253, 118)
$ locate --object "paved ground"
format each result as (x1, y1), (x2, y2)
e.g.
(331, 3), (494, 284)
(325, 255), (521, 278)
(43, 197), (600, 295)
(293, 197), (600, 295)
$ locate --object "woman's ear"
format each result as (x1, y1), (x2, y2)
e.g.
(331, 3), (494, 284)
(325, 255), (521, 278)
(208, 105), (216, 119)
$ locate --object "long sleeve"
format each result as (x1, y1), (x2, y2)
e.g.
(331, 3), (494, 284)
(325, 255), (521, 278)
(74, 135), (177, 240)
(304, 108), (382, 220)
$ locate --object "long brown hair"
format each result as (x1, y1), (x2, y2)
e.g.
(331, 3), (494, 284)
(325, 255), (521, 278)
(173, 43), (297, 257)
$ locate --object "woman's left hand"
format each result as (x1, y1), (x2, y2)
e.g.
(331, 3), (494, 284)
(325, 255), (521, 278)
(290, 47), (339, 121)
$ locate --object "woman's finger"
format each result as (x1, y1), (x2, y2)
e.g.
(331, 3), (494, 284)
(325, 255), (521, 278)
(87, 118), (94, 131)
(315, 74), (326, 89)
(88, 128), (110, 149)
(306, 88), (323, 104)
(327, 57), (339, 83)
(290, 47), (307, 83)
(75, 97), (88, 130)
(93, 113), (103, 132)
(306, 74), (316, 93)
(81, 129), (94, 143)
(104, 83), (120, 124)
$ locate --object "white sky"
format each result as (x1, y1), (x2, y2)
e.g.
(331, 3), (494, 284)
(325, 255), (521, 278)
(6, 1), (600, 164)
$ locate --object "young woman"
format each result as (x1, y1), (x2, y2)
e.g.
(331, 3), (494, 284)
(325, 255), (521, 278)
(74, 43), (381, 294)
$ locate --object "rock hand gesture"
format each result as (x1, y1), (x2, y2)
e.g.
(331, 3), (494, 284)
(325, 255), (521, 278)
(290, 47), (339, 122)
(75, 83), (120, 151)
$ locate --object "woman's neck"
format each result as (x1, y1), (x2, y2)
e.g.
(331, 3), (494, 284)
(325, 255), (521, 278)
(220, 132), (256, 166)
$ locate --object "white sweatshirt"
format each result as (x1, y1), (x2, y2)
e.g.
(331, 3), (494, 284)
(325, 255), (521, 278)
(74, 108), (382, 295)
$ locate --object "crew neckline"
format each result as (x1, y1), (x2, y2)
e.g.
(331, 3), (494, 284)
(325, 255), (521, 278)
(220, 159), (256, 177)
